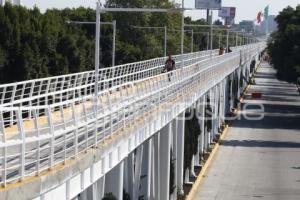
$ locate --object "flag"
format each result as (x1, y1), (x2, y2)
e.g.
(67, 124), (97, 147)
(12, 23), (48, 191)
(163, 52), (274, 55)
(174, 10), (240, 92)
(264, 5), (269, 20)
(257, 11), (263, 23)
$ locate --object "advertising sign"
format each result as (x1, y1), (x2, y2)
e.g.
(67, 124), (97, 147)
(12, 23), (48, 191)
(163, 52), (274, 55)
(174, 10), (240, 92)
(218, 7), (236, 18)
(195, 0), (222, 10)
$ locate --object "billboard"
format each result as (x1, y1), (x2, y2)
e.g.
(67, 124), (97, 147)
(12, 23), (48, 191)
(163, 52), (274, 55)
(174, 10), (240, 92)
(218, 7), (236, 18)
(195, 0), (222, 10)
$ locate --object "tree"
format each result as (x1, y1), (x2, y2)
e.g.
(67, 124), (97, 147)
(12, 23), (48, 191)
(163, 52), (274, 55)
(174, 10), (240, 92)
(102, 193), (117, 200)
(0, 2), (223, 84)
(268, 5), (300, 83)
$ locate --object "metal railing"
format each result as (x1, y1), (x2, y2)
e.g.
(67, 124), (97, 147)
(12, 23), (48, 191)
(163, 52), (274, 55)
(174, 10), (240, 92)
(0, 43), (265, 186)
(0, 50), (219, 107)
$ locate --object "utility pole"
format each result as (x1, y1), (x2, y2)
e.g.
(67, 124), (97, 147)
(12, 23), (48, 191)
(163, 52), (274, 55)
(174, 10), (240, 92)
(206, 9), (210, 23)
(207, 32), (209, 51)
(191, 29), (194, 53)
(210, 10), (213, 58)
(226, 29), (229, 52)
(181, 0), (185, 68)
(94, 1), (101, 144)
(112, 20), (116, 67)
(164, 26), (167, 57)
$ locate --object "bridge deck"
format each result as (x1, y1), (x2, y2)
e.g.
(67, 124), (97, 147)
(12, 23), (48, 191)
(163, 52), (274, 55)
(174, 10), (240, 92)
(0, 44), (262, 187)
(193, 62), (300, 200)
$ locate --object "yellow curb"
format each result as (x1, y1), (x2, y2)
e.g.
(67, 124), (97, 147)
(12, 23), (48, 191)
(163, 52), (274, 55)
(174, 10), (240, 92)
(239, 84), (251, 103)
(185, 125), (230, 200)
(186, 62), (263, 199)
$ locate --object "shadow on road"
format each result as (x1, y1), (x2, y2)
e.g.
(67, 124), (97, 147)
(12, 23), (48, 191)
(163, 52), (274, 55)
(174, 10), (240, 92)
(221, 139), (300, 148)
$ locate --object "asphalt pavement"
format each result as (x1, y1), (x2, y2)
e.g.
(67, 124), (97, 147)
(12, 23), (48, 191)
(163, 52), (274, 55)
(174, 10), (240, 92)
(193, 62), (300, 200)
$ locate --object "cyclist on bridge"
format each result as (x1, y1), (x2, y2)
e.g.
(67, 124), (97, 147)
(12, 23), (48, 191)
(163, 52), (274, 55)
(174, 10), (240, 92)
(163, 55), (176, 81)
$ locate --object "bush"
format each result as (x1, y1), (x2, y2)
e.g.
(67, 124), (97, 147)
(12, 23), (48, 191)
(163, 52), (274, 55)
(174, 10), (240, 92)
(102, 193), (117, 200)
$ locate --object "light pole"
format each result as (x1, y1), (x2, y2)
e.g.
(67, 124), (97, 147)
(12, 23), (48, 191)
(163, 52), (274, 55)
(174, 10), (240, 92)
(181, 0), (185, 68)
(207, 32), (209, 51)
(191, 29), (194, 53)
(226, 29), (229, 52)
(112, 20), (116, 67)
(95, 1), (101, 144)
(132, 26), (168, 57)
(164, 26), (167, 56)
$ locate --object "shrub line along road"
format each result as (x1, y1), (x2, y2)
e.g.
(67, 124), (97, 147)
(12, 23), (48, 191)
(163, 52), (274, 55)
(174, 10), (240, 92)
(193, 62), (300, 200)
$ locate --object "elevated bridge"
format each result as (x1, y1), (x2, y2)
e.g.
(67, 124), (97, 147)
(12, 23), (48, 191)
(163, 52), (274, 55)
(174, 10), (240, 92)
(0, 43), (265, 200)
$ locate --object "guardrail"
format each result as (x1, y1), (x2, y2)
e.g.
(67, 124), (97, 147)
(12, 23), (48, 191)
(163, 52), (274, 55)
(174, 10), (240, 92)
(0, 43), (265, 186)
(0, 50), (219, 108)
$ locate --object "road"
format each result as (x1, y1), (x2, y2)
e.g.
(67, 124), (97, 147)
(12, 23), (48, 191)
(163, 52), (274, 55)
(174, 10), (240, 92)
(193, 62), (300, 200)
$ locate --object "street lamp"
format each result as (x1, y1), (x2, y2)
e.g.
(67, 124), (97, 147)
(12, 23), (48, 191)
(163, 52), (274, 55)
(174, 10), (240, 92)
(132, 26), (168, 57)
(181, 0), (185, 68)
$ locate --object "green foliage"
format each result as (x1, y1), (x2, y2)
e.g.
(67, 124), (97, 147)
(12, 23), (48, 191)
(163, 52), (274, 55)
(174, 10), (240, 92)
(0, 4), (94, 83)
(232, 74), (239, 107)
(268, 5), (300, 83)
(123, 190), (131, 200)
(169, 148), (175, 195)
(184, 109), (201, 171)
(250, 60), (256, 74)
(102, 193), (117, 200)
(0, 1), (224, 84)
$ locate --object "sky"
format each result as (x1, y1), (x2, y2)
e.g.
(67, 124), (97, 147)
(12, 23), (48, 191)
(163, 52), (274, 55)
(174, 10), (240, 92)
(20, 0), (300, 23)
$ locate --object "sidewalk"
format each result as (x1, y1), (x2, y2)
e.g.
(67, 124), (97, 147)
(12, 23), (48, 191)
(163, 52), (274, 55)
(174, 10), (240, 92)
(193, 62), (300, 200)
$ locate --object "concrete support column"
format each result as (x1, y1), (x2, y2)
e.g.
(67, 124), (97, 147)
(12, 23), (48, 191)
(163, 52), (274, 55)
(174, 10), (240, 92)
(171, 118), (178, 198)
(198, 96), (205, 157)
(230, 73), (234, 111)
(209, 89), (214, 143)
(204, 93), (209, 152)
(133, 146), (143, 200)
(124, 154), (134, 199)
(214, 85), (220, 138)
(237, 68), (241, 100)
(105, 161), (124, 200)
(153, 132), (160, 200)
(176, 112), (185, 195)
(224, 76), (230, 116)
(96, 176), (105, 200)
(219, 81), (224, 127)
(194, 102), (202, 166)
(159, 123), (172, 200)
(79, 190), (88, 200)
(140, 139), (152, 200)
(221, 78), (226, 123)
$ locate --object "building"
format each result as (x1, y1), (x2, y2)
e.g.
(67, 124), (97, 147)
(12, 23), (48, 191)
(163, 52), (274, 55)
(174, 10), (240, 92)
(260, 15), (277, 34)
(239, 20), (254, 33)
